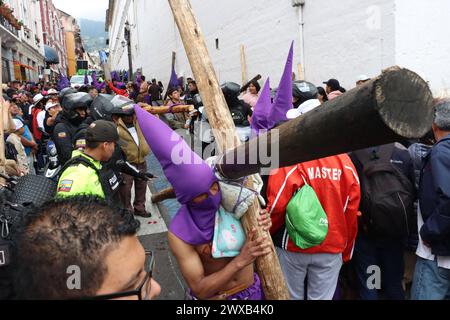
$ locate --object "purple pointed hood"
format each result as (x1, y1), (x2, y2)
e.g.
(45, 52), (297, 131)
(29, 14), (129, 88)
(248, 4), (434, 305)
(135, 106), (217, 203)
(111, 71), (120, 82)
(168, 67), (179, 89)
(268, 42), (294, 129)
(57, 75), (70, 91)
(135, 105), (220, 245)
(135, 72), (142, 87)
(250, 78), (272, 136)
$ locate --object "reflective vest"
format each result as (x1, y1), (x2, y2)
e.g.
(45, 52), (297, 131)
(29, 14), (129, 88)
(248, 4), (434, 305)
(56, 151), (120, 201)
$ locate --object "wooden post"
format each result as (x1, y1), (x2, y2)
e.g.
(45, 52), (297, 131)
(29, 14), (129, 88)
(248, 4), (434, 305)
(240, 45), (247, 86)
(297, 63), (304, 81)
(168, 0), (290, 300)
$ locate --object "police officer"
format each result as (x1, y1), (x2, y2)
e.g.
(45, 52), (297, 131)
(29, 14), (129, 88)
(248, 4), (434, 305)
(53, 93), (89, 165)
(56, 120), (121, 202)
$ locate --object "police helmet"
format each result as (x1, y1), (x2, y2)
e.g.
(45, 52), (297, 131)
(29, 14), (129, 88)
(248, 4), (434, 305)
(220, 82), (241, 100)
(90, 94), (116, 121)
(110, 95), (135, 117)
(292, 81), (319, 108)
(58, 87), (77, 102)
(61, 92), (90, 124)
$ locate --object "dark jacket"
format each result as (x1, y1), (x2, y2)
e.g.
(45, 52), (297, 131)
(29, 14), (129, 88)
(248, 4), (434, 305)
(408, 143), (433, 250)
(419, 134), (450, 256)
(53, 116), (85, 166)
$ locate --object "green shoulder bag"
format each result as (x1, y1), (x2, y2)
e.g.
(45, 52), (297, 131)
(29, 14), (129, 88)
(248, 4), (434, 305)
(285, 175), (329, 249)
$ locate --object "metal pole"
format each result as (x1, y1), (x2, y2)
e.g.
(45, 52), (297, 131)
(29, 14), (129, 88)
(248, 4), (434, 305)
(125, 24), (133, 81)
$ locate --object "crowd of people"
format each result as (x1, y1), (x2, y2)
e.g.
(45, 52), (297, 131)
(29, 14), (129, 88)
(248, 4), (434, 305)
(1, 45), (449, 301)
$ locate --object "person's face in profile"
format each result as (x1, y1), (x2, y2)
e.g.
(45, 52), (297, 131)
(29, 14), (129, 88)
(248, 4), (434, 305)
(95, 236), (161, 300)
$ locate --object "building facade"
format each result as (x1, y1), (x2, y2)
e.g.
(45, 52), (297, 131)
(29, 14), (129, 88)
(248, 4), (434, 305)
(39, 0), (67, 75)
(106, 0), (450, 95)
(15, 0), (46, 82)
(58, 9), (82, 77)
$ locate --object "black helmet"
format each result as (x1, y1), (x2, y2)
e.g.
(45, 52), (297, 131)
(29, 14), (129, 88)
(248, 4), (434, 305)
(110, 95), (135, 117)
(221, 82), (241, 100)
(90, 94), (116, 121)
(292, 81), (318, 108)
(61, 92), (89, 125)
(59, 87), (77, 102)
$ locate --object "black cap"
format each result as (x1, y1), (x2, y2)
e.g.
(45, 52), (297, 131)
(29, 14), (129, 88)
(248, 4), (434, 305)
(323, 79), (341, 91)
(86, 120), (119, 143)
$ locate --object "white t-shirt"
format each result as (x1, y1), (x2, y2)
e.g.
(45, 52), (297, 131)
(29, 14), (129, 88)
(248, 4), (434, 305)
(416, 204), (450, 269)
(37, 110), (46, 134)
(128, 127), (140, 146)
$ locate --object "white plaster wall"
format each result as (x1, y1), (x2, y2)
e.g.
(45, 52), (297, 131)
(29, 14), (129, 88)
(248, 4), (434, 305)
(110, 0), (304, 87)
(395, 0), (450, 96)
(109, 0), (399, 90)
(109, 0), (448, 95)
(302, 0), (395, 90)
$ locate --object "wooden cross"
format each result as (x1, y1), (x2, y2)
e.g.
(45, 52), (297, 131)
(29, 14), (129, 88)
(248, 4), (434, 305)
(168, 0), (290, 299)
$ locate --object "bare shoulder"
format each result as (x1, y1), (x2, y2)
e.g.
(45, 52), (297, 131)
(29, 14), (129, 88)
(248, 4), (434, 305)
(168, 232), (196, 258)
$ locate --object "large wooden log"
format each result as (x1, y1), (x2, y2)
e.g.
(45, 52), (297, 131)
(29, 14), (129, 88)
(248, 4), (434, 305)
(218, 67), (434, 179)
(150, 67), (434, 204)
(168, 0), (290, 300)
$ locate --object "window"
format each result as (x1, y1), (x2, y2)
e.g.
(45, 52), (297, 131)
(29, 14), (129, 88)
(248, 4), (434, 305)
(2, 58), (11, 83)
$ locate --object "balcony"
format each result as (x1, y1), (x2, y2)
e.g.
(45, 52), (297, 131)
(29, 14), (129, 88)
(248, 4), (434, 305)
(0, 3), (22, 38)
(0, 14), (18, 38)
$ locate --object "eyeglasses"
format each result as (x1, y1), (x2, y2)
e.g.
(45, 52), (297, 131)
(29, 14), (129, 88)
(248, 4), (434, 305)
(87, 251), (155, 300)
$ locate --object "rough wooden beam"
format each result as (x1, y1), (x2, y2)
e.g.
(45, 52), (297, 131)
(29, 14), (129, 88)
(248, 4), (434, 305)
(218, 67), (435, 179)
(139, 103), (194, 115)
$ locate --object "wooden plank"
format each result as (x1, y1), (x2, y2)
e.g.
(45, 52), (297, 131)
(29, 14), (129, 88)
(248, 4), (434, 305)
(168, 0), (290, 300)
(297, 63), (304, 81)
(240, 45), (247, 86)
(139, 103), (194, 115)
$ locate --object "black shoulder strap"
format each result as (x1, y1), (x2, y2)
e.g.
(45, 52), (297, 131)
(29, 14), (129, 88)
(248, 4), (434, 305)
(354, 144), (395, 166)
(61, 155), (100, 176)
(377, 143), (396, 162)
(353, 149), (375, 166)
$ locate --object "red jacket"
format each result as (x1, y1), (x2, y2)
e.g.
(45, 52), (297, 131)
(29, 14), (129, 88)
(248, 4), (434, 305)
(108, 81), (129, 97)
(267, 154), (361, 262)
(31, 107), (43, 141)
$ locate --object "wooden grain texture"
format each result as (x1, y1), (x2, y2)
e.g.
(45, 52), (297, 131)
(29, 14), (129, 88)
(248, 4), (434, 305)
(139, 103), (194, 115)
(168, 0), (290, 300)
(218, 66), (434, 179)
